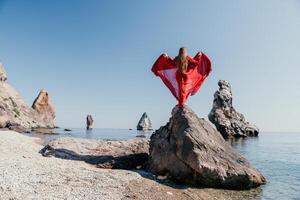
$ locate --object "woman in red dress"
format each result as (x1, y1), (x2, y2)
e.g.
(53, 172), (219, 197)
(151, 47), (212, 107)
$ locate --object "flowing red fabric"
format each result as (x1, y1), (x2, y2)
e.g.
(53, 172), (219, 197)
(151, 52), (212, 107)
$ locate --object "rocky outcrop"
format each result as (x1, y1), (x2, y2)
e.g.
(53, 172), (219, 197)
(0, 63), (7, 81)
(40, 137), (149, 169)
(137, 112), (152, 131)
(0, 63), (56, 131)
(209, 80), (259, 138)
(86, 114), (94, 130)
(148, 106), (266, 190)
(32, 89), (55, 128)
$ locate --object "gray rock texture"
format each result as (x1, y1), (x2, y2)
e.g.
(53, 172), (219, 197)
(40, 137), (149, 169)
(137, 112), (152, 131)
(148, 106), (266, 190)
(86, 114), (94, 130)
(209, 80), (259, 138)
(0, 63), (55, 131)
(0, 63), (7, 81)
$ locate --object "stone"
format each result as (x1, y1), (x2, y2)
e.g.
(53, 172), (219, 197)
(32, 89), (55, 128)
(64, 128), (72, 132)
(40, 137), (149, 169)
(209, 80), (259, 138)
(0, 64), (56, 130)
(148, 106), (266, 190)
(0, 63), (7, 81)
(137, 112), (152, 131)
(86, 114), (94, 130)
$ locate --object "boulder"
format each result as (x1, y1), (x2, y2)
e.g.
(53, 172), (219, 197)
(0, 64), (56, 130)
(148, 106), (266, 190)
(86, 114), (94, 130)
(32, 89), (55, 128)
(209, 80), (259, 138)
(40, 137), (149, 169)
(137, 112), (152, 131)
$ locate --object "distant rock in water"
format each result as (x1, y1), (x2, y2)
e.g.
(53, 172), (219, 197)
(40, 137), (149, 169)
(86, 114), (94, 130)
(137, 112), (152, 131)
(32, 89), (56, 128)
(209, 80), (259, 138)
(148, 106), (266, 190)
(0, 63), (56, 131)
(0, 63), (7, 81)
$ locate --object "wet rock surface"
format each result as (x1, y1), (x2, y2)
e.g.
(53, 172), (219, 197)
(40, 137), (149, 169)
(148, 105), (266, 190)
(137, 112), (152, 131)
(209, 80), (259, 138)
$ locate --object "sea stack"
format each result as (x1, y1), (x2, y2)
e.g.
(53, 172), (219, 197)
(86, 114), (94, 130)
(137, 112), (152, 131)
(32, 89), (56, 128)
(148, 106), (266, 190)
(209, 80), (259, 138)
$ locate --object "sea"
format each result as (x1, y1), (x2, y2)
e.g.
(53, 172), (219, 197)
(29, 129), (300, 200)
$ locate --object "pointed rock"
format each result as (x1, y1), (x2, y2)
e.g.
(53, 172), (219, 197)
(86, 114), (94, 130)
(32, 89), (55, 128)
(209, 80), (259, 138)
(137, 112), (152, 131)
(148, 106), (266, 189)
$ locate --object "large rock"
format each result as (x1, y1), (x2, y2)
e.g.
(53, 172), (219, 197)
(148, 106), (266, 190)
(40, 137), (149, 169)
(209, 80), (259, 138)
(137, 112), (152, 131)
(86, 114), (94, 130)
(0, 63), (56, 131)
(32, 89), (55, 128)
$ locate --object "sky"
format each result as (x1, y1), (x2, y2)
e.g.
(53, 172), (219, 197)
(0, 0), (300, 131)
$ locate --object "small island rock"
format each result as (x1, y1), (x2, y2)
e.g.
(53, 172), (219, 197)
(137, 112), (152, 131)
(209, 80), (259, 138)
(148, 105), (266, 190)
(86, 114), (94, 130)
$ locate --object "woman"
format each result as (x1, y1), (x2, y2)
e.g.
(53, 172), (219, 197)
(151, 47), (212, 107)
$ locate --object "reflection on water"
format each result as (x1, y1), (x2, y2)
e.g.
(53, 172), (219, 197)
(26, 130), (300, 200)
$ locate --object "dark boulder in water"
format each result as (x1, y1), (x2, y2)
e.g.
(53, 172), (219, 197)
(148, 105), (266, 190)
(40, 137), (149, 169)
(209, 80), (259, 138)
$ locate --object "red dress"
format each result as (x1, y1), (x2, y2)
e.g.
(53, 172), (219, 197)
(151, 52), (212, 107)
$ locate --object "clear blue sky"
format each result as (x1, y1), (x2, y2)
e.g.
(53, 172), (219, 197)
(0, 0), (299, 131)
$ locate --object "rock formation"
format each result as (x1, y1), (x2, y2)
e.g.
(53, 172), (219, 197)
(0, 63), (56, 131)
(86, 114), (94, 130)
(0, 63), (7, 81)
(40, 137), (149, 169)
(209, 80), (259, 138)
(148, 106), (266, 190)
(137, 112), (152, 131)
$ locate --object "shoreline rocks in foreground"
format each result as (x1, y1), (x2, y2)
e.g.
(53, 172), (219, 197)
(40, 137), (149, 169)
(209, 80), (259, 138)
(0, 63), (56, 132)
(137, 112), (152, 131)
(148, 105), (266, 190)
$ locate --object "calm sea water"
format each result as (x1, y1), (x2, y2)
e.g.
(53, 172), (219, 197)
(31, 129), (300, 200)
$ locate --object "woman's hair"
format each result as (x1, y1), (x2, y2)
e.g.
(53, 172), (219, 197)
(175, 47), (188, 73)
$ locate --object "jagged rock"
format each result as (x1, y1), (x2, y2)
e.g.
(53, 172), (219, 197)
(0, 63), (7, 81)
(40, 137), (149, 169)
(0, 64), (56, 130)
(209, 80), (259, 138)
(32, 89), (55, 128)
(86, 114), (94, 130)
(148, 106), (266, 190)
(137, 112), (152, 131)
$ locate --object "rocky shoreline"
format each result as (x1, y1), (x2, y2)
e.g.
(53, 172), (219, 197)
(0, 130), (264, 200)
